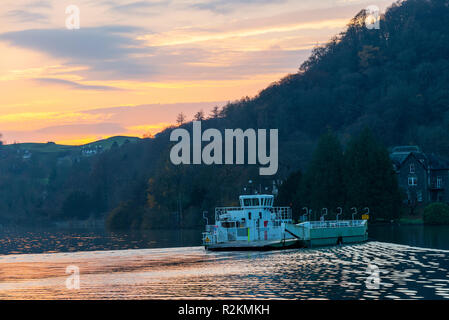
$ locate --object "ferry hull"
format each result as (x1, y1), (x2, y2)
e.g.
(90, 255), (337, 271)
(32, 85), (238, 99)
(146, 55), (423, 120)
(205, 238), (305, 251)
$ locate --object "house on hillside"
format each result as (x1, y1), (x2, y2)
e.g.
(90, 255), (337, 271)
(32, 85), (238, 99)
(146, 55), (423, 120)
(81, 144), (103, 157)
(22, 150), (32, 160)
(390, 146), (449, 207)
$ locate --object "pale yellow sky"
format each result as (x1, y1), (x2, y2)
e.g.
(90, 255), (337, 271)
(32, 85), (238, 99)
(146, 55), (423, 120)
(0, 0), (394, 144)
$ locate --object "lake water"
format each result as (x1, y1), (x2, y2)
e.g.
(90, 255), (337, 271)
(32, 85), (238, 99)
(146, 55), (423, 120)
(0, 225), (448, 299)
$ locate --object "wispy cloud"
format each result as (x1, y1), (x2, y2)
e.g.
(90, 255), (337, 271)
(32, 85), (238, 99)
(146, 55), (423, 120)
(34, 78), (125, 91)
(35, 122), (126, 135)
(191, 0), (287, 14)
(107, 0), (168, 13)
(4, 0), (52, 23)
(0, 26), (152, 79)
(5, 10), (48, 23)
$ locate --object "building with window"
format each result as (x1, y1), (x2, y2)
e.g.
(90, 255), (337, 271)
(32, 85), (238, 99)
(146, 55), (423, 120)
(390, 146), (449, 206)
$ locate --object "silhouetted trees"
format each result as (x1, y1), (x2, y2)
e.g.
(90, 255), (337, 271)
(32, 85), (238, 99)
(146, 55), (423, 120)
(278, 129), (402, 221)
(193, 110), (205, 121)
(344, 128), (402, 220)
(62, 191), (92, 220)
(176, 113), (186, 125)
(301, 131), (346, 217)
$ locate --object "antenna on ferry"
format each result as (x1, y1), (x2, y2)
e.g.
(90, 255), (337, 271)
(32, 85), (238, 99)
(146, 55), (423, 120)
(336, 207), (342, 222)
(351, 207), (357, 221)
(202, 211), (208, 226)
(321, 208), (328, 221)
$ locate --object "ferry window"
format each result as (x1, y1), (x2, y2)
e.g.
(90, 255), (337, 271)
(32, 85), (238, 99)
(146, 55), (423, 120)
(222, 222), (235, 228)
(244, 199), (251, 206)
(248, 212), (252, 220)
(252, 198), (259, 206)
(259, 212), (262, 219)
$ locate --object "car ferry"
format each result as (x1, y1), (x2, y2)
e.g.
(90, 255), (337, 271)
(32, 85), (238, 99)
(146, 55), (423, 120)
(202, 194), (368, 251)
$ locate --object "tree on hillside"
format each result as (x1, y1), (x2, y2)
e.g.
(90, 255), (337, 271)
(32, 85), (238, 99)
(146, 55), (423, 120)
(193, 110), (205, 121)
(62, 190), (92, 220)
(209, 106), (222, 119)
(344, 128), (402, 221)
(106, 200), (142, 230)
(176, 112), (186, 125)
(301, 131), (346, 219)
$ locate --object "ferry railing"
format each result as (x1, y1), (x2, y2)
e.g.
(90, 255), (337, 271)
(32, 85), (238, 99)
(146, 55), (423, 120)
(214, 226), (286, 243)
(215, 206), (292, 222)
(304, 220), (366, 229)
(216, 227), (242, 242)
(258, 226), (284, 241)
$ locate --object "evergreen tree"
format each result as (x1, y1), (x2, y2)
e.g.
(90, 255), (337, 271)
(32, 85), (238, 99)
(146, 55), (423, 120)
(344, 128), (401, 220)
(301, 131), (346, 219)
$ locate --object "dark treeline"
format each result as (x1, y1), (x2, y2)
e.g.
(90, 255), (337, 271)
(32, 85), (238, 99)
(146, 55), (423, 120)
(276, 129), (402, 222)
(1, 0), (448, 228)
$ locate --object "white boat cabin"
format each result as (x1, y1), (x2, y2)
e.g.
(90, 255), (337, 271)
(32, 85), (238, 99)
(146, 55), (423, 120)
(203, 194), (292, 245)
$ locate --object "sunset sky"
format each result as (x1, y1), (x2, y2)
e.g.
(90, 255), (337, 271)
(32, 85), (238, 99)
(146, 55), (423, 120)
(0, 0), (394, 145)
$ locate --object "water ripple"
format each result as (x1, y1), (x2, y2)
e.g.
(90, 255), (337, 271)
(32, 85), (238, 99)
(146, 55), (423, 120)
(0, 241), (448, 299)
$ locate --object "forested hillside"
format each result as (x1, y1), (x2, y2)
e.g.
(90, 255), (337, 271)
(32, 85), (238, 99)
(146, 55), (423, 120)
(1, 0), (448, 228)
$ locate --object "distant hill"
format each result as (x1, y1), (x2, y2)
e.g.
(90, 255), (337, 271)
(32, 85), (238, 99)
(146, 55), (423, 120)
(83, 136), (141, 150)
(3, 136), (141, 154)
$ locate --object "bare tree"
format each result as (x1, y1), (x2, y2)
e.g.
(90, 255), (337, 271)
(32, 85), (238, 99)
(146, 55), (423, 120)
(209, 106), (221, 119)
(193, 110), (205, 121)
(176, 112), (186, 126)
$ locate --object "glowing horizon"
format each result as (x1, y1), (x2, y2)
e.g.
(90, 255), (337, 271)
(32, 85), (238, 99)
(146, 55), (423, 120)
(0, 0), (395, 145)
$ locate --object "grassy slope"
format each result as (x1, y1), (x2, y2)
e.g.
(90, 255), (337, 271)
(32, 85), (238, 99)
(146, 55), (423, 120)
(4, 136), (141, 153)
